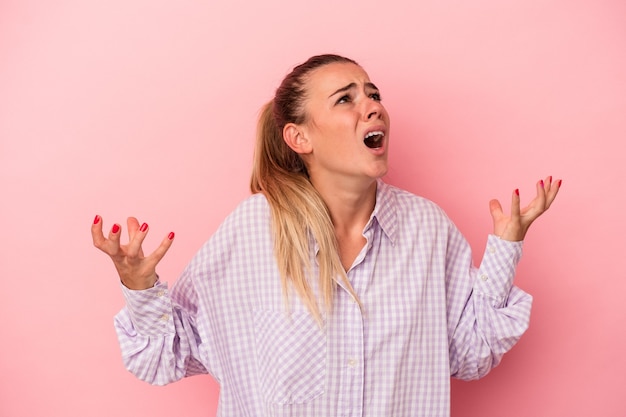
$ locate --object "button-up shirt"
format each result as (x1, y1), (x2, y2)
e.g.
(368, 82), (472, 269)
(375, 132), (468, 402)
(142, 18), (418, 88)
(115, 180), (531, 417)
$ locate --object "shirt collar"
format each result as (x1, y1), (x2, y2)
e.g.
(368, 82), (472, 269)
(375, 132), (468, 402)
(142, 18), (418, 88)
(369, 179), (398, 245)
(311, 178), (399, 255)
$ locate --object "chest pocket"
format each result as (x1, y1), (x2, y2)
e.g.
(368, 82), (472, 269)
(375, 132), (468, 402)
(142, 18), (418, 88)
(253, 309), (326, 405)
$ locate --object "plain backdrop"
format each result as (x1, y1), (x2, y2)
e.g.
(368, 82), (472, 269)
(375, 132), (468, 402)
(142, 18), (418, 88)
(1, 0), (625, 416)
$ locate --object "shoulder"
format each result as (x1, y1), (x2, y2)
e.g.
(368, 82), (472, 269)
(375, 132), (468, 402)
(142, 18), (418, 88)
(378, 181), (462, 245)
(379, 180), (449, 220)
(193, 193), (272, 251)
(187, 193), (272, 269)
(220, 193), (271, 230)
(226, 193), (270, 221)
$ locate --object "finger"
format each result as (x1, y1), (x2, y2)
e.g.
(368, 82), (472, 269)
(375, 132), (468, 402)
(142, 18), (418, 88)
(146, 232), (176, 265)
(91, 215), (122, 256)
(544, 175), (553, 194)
(519, 180), (551, 227)
(511, 188), (521, 221)
(535, 179), (547, 210)
(126, 217), (145, 258)
(545, 178), (562, 209)
(91, 215), (106, 249)
(126, 221), (150, 259)
(108, 222), (122, 255)
(127, 217), (140, 240)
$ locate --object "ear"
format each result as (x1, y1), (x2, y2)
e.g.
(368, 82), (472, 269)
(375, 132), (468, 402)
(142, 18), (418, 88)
(283, 123), (312, 155)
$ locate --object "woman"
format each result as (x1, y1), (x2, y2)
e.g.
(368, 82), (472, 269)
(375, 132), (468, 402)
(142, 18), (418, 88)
(91, 54), (560, 416)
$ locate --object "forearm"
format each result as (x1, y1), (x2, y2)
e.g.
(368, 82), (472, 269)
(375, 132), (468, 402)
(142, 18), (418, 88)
(448, 235), (532, 380)
(114, 281), (207, 386)
(450, 285), (532, 380)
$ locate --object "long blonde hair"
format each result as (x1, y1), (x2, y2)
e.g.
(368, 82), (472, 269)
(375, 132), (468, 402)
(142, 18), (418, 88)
(250, 54), (361, 323)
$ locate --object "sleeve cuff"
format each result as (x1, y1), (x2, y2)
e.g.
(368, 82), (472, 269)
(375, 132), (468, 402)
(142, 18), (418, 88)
(119, 281), (176, 336)
(473, 234), (523, 300)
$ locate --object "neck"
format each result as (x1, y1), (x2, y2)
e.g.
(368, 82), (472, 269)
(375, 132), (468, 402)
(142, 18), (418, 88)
(311, 176), (378, 235)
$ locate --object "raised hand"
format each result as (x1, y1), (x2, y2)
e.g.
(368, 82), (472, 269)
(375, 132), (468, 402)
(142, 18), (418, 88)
(91, 215), (175, 290)
(489, 176), (561, 242)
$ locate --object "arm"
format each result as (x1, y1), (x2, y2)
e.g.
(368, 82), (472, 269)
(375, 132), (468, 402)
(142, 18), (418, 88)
(91, 216), (207, 385)
(446, 233), (531, 380)
(113, 271), (208, 385)
(447, 176), (561, 379)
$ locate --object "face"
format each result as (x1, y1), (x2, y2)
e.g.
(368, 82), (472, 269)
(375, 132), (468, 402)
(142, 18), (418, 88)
(293, 62), (390, 187)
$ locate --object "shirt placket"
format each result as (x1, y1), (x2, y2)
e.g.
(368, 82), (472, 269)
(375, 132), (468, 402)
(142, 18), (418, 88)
(337, 222), (378, 417)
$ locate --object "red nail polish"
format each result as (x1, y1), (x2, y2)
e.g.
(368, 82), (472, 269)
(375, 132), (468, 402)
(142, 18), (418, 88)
(168, 232), (175, 240)
(558, 179), (562, 187)
(540, 179), (544, 187)
(112, 224), (120, 234)
(140, 223), (148, 232)
(548, 176), (552, 184)
(515, 189), (519, 196)
(93, 215), (100, 225)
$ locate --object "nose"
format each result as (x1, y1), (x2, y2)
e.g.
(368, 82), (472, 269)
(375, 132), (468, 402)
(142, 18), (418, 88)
(364, 98), (385, 121)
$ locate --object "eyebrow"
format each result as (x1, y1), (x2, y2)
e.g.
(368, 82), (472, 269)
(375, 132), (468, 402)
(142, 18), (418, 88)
(328, 82), (379, 98)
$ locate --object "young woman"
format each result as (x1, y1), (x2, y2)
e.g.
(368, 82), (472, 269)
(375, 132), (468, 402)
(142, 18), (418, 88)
(91, 54), (561, 416)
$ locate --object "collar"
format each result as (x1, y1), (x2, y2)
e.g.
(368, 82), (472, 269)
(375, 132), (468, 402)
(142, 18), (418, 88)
(368, 179), (398, 245)
(311, 178), (399, 255)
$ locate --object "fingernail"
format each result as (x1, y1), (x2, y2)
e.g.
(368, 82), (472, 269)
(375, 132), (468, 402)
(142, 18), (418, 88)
(515, 189), (520, 196)
(548, 176), (552, 184)
(93, 215), (100, 225)
(540, 179), (544, 187)
(140, 223), (148, 232)
(558, 179), (562, 187)
(168, 232), (175, 240)
(111, 224), (120, 234)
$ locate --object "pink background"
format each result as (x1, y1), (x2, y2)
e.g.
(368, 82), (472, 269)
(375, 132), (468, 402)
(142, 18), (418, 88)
(1, 0), (625, 416)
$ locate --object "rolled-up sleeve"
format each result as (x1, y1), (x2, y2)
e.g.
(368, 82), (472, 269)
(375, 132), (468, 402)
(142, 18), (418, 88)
(114, 277), (207, 386)
(447, 234), (533, 380)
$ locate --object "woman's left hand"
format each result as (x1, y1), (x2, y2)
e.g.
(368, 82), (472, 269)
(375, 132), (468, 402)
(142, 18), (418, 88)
(489, 175), (562, 241)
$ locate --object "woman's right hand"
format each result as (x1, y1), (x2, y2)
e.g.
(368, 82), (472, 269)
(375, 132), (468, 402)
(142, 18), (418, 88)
(91, 215), (175, 290)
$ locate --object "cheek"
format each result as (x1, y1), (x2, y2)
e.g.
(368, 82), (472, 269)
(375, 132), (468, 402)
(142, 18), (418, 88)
(310, 117), (348, 142)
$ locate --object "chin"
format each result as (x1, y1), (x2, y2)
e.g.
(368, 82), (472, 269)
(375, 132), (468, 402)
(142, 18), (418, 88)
(369, 166), (388, 180)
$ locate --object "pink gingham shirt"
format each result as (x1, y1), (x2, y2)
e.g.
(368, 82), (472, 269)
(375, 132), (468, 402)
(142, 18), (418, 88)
(115, 180), (531, 417)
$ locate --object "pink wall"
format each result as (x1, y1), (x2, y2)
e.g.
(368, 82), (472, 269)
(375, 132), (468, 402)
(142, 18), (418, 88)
(1, 0), (625, 416)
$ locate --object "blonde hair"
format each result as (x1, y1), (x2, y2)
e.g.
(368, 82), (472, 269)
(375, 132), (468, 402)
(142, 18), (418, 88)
(250, 54), (361, 323)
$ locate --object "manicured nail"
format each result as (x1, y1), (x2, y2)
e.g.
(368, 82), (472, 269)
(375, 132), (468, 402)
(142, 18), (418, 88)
(168, 232), (175, 240)
(93, 215), (100, 225)
(111, 224), (120, 234)
(140, 223), (148, 232)
(515, 189), (519, 196)
(558, 179), (562, 187)
(540, 179), (544, 187)
(548, 176), (552, 184)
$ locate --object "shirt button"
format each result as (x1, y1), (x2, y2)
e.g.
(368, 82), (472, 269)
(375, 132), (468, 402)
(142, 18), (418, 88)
(488, 245), (496, 254)
(480, 274), (489, 282)
(347, 358), (357, 368)
(156, 290), (165, 297)
(160, 314), (169, 322)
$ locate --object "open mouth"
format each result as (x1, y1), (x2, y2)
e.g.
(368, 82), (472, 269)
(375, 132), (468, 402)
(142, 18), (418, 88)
(364, 131), (385, 149)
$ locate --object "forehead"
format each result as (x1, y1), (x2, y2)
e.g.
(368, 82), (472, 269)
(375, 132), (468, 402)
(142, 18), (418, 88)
(305, 62), (372, 96)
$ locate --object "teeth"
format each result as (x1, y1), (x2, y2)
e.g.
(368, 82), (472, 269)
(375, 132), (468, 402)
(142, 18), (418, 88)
(365, 131), (384, 139)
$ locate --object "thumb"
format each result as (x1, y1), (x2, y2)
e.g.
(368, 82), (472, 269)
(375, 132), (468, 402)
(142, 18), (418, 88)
(489, 199), (503, 221)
